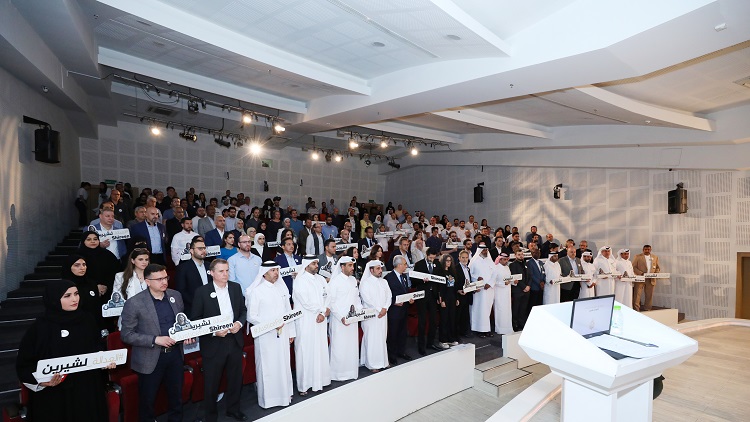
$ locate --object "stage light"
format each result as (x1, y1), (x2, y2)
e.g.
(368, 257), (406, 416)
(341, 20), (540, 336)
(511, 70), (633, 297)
(150, 125), (161, 136)
(349, 137), (359, 149)
(364, 159), (371, 166)
(311, 151), (319, 160)
(273, 123), (286, 134)
(334, 154), (342, 162)
(388, 160), (400, 169)
(214, 135), (231, 148)
(410, 146), (418, 155)
(187, 100), (199, 114)
(242, 112), (253, 124)
(179, 131), (197, 142)
(380, 140), (388, 148)
(249, 142), (262, 155)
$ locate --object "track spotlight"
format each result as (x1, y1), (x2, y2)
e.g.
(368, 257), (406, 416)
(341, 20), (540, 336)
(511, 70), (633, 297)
(187, 100), (199, 114)
(380, 140), (388, 148)
(364, 159), (371, 166)
(273, 123), (286, 134)
(325, 152), (332, 162)
(249, 142), (261, 155)
(242, 112), (253, 124)
(235, 139), (244, 147)
(410, 146), (418, 156)
(179, 131), (197, 142)
(311, 151), (319, 160)
(349, 137), (359, 149)
(150, 125), (161, 136)
(201, 99), (207, 109)
(388, 160), (401, 169)
(334, 154), (342, 162)
(214, 135), (231, 148)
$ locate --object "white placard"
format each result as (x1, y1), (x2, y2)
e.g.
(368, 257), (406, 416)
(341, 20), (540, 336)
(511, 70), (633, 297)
(319, 269), (332, 279)
(504, 274), (523, 281)
(409, 270), (446, 284)
(33, 349), (128, 383)
(335, 243), (357, 252)
(168, 314), (233, 341)
(445, 243), (462, 250)
(101, 291), (126, 317)
(279, 265), (301, 278)
(461, 281), (478, 293)
(251, 309), (303, 338)
(557, 276), (578, 284)
(361, 246), (372, 259)
(375, 232), (394, 238)
(205, 245), (221, 257)
(95, 228), (131, 241)
(343, 308), (378, 324)
(266, 241), (280, 248)
(643, 272), (670, 279)
(395, 290), (426, 304)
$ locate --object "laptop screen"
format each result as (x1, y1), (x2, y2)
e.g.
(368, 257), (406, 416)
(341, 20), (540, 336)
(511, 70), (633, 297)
(570, 295), (615, 338)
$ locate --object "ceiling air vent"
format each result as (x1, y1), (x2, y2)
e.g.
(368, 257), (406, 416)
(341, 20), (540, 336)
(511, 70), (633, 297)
(734, 76), (750, 89)
(146, 105), (176, 117)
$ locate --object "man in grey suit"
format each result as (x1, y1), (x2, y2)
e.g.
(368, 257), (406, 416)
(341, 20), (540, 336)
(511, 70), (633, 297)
(558, 246), (584, 302)
(317, 239), (338, 280)
(121, 264), (195, 422)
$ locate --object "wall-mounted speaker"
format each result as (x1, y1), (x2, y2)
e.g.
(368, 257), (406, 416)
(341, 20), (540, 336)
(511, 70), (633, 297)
(473, 185), (483, 203)
(34, 127), (60, 163)
(667, 186), (688, 214)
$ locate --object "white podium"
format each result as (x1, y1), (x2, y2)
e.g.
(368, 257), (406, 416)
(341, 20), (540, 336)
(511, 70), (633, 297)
(519, 302), (698, 421)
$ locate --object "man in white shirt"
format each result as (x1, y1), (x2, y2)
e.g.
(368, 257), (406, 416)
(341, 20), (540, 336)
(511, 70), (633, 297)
(328, 257), (361, 381)
(224, 207), (238, 231)
(359, 261), (391, 373)
(305, 222), (325, 256)
(170, 217), (199, 266)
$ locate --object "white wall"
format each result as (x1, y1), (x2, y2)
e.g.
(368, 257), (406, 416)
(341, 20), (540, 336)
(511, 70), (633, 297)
(0, 66), (81, 299)
(79, 121), (386, 212)
(385, 165), (749, 321)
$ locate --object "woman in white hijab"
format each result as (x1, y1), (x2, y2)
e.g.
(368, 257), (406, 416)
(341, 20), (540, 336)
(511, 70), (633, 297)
(276, 218), (292, 242)
(252, 233), (271, 261)
(593, 246), (617, 296)
(372, 215), (383, 232)
(614, 249), (634, 308)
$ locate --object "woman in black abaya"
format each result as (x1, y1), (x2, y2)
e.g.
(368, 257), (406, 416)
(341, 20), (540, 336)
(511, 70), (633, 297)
(16, 280), (112, 421)
(60, 254), (106, 333)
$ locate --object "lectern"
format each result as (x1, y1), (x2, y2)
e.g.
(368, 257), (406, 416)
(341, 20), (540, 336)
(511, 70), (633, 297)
(519, 301), (698, 421)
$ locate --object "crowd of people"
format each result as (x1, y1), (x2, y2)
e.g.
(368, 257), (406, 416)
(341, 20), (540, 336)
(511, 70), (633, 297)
(18, 183), (663, 421)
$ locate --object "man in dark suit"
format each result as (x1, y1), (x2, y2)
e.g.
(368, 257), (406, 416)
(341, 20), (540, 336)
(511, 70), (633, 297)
(489, 236), (505, 262)
(358, 227), (376, 268)
(130, 206), (169, 265)
(165, 206), (185, 245)
(190, 259), (247, 422)
(297, 218), (313, 254)
(558, 246), (584, 302)
(274, 237), (302, 296)
(454, 250), (474, 338)
(525, 249), (546, 320)
(203, 215), (226, 248)
(413, 248), (443, 354)
(175, 237), (212, 316)
(385, 255), (413, 364)
(387, 237), (413, 271)
(121, 264), (193, 422)
(509, 250), (530, 331)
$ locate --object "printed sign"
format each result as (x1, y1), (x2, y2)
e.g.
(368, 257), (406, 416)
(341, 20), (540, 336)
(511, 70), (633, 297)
(266, 241), (280, 248)
(343, 308), (378, 324)
(251, 309), (303, 338)
(279, 265), (301, 278)
(395, 290), (426, 304)
(335, 243), (357, 252)
(101, 291), (126, 317)
(409, 270), (446, 284)
(168, 313), (233, 341)
(462, 280), (478, 293)
(643, 273), (670, 279)
(205, 245), (221, 257)
(33, 349), (128, 383)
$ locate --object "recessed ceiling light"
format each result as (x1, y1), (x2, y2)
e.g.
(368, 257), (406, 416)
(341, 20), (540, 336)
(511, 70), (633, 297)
(372, 42), (385, 47)
(446, 34), (461, 41)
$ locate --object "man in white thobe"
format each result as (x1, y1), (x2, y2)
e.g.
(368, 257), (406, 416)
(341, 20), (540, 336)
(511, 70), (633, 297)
(468, 244), (494, 336)
(543, 253), (562, 305)
(615, 249), (635, 308)
(579, 250), (598, 299)
(359, 260), (391, 372)
(292, 256), (332, 395)
(328, 257), (361, 381)
(594, 246), (617, 296)
(492, 253), (513, 334)
(246, 262), (296, 409)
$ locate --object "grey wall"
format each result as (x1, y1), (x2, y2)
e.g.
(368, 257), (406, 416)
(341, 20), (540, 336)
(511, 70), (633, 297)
(385, 165), (749, 321)
(0, 66), (81, 299)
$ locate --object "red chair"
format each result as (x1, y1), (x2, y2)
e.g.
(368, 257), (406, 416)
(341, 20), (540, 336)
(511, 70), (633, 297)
(107, 331), (193, 422)
(3, 381), (120, 422)
(242, 344), (257, 385)
(186, 351), (247, 402)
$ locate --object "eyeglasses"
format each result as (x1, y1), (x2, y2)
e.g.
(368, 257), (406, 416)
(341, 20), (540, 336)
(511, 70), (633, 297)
(133, 248), (149, 252)
(192, 246), (207, 251)
(238, 240), (251, 244)
(146, 276), (169, 282)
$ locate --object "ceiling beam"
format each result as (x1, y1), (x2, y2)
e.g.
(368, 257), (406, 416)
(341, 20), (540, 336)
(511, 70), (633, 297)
(96, 0), (371, 95)
(360, 121), (463, 144)
(574, 85), (714, 131)
(427, 0), (512, 56)
(431, 109), (551, 139)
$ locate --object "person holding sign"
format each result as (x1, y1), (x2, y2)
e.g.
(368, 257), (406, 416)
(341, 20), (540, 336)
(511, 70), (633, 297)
(16, 280), (112, 421)
(615, 249), (635, 309)
(328, 257), (362, 381)
(191, 259), (247, 422)
(438, 254), (460, 346)
(120, 264), (192, 422)
(492, 253), (514, 335)
(385, 255), (414, 363)
(359, 260), (392, 373)
(469, 244), (494, 338)
(292, 257), (332, 396)
(175, 237), (212, 316)
(543, 253), (562, 305)
(594, 246), (617, 297)
(274, 237), (302, 296)
(579, 250), (598, 299)
(509, 250), (530, 331)
(246, 262), (296, 408)
(413, 247), (446, 352)
(455, 250), (474, 338)
(632, 245), (660, 311)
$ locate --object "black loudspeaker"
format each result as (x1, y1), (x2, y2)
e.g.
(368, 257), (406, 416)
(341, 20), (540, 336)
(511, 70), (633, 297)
(667, 188), (687, 214)
(473, 186), (484, 203)
(34, 127), (60, 163)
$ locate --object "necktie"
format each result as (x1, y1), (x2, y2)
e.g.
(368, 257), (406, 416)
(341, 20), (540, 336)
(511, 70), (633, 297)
(428, 262), (433, 273)
(367, 238), (372, 247)
(401, 274), (408, 289)
(313, 234), (320, 255)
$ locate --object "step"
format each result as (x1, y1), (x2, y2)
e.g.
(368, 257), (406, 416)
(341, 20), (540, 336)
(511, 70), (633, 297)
(59, 239), (79, 247)
(33, 266), (62, 275)
(23, 273), (62, 281)
(54, 246), (77, 254)
(0, 305), (44, 322)
(489, 372), (562, 421)
(0, 351), (18, 391)
(1, 297), (43, 309)
(37, 260), (65, 267)
(7, 288), (45, 299)
(43, 255), (69, 264)
(474, 356), (517, 382)
(0, 389), (21, 412)
(0, 320), (35, 352)
(474, 368), (533, 398)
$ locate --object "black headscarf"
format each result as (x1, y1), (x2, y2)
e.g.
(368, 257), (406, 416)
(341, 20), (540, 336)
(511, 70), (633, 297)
(60, 255), (102, 326)
(76, 230), (120, 291)
(40, 279), (83, 324)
